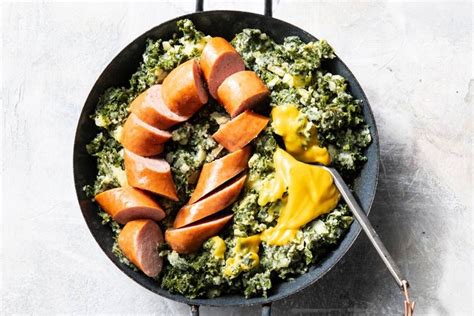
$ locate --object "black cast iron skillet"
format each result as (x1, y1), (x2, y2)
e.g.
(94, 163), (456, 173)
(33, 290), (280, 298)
(73, 1), (380, 315)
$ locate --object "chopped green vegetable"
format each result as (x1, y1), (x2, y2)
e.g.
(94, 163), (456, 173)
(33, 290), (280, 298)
(85, 19), (210, 199)
(233, 29), (370, 179)
(85, 20), (371, 299)
(164, 101), (229, 204)
(83, 133), (124, 197)
(160, 240), (227, 299)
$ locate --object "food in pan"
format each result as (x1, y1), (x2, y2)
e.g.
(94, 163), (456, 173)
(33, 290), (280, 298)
(200, 36), (246, 98)
(130, 84), (188, 129)
(95, 186), (166, 224)
(173, 174), (246, 228)
(188, 146), (251, 204)
(166, 213), (234, 254)
(124, 150), (178, 201)
(212, 110), (269, 152)
(161, 59), (208, 117)
(84, 20), (371, 299)
(118, 219), (164, 277)
(120, 113), (171, 156)
(217, 70), (270, 117)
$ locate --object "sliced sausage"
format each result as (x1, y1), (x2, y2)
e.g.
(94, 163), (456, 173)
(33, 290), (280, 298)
(217, 71), (270, 117)
(95, 187), (165, 224)
(165, 214), (233, 254)
(120, 113), (171, 157)
(124, 149), (178, 201)
(130, 85), (189, 130)
(188, 146), (251, 204)
(161, 59), (208, 117)
(200, 37), (245, 99)
(118, 219), (164, 277)
(212, 110), (269, 152)
(174, 174), (246, 228)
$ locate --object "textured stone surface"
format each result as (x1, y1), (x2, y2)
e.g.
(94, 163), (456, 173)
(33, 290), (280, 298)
(2, 1), (472, 315)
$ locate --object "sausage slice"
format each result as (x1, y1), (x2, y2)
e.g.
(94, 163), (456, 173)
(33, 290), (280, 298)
(174, 174), (246, 228)
(200, 37), (245, 99)
(217, 71), (270, 117)
(188, 146), (251, 204)
(120, 113), (171, 157)
(212, 110), (269, 152)
(95, 187), (165, 224)
(161, 59), (208, 117)
(165, 214), (233, 254)
(118, 219), (164, 277)
(124, 149), (178, 201)
(130, 85), (189, 130)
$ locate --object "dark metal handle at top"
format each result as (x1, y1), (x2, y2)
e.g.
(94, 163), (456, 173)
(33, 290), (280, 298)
(196, 0), (273, 17)
(189, 304), (199, 316)
(190, 303), (271, 315)
(262, 303), (272, 316)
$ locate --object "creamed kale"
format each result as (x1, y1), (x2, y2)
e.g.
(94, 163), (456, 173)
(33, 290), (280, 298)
(85, 20), (370, 299)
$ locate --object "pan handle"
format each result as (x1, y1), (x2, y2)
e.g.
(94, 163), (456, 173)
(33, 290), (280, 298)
(262, 303), (272, 316)
(264, 0), (273, 17)
(195, 0), (273, 17)
(195, 0), (203, 12)
(189, 304), (199, 316)
(189, 303), (270, 315)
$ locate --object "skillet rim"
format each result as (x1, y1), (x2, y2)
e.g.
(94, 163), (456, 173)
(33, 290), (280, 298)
(73, 9), (380, 307)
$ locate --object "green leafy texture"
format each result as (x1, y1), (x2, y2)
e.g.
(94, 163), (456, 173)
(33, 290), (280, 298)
(83, 133), (124, 197)
(164, 101), (229, 205)
(162, 28), (370, 298)
(231, 128), (279, 237)
(85, 20), (372, 299)
(160, 239), (227, 299)
(129, 19), (208, 93)
(232, 29), (371, 180)
(85, 19), (209, 199)
(92, 88), (133, 132)
(95, 211), (138, 271)
(259, 205), (353, 278)
(84, 18), (211, 270)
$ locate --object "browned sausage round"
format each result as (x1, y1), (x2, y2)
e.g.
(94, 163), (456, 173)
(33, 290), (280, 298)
(124, 149), (178, 201)
(165, 214), (233, 254)
(217, 71), (270, 117)
(95, 187), (166, 224)
(174, 174), (246, 228)
(118, 219), (164, 277)
(212, 110), (269, 152)
(188, 146), (251, 204)
(130, 85), (189, 130)
(161, 59), (208, 117)
(200, 37), (245, 99)
(120, 113), (171, 156)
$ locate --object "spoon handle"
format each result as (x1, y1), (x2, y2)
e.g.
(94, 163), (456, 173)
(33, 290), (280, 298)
(323, 166), (408, 289)
(324, 167), (415, 314)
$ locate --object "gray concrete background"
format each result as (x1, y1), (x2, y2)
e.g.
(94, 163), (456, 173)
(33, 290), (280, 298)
(1, 1), (472, 315)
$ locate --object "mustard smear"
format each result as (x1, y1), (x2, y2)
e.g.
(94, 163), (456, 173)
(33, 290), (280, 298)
(210, 236), (226, 260)
(224, 235), (261, 278)
(271, 104), (331, 165)
(259, 148), (340, 245)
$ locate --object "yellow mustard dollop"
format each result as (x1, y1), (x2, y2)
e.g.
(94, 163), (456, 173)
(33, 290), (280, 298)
(271, 104), (331, 165)
(259, 148), (340, 245)
(224, 235), (261, 278)
(210, 236), (226, 260)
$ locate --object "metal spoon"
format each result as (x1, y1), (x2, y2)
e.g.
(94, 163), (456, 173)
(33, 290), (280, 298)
(320, 165), (415, 315)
